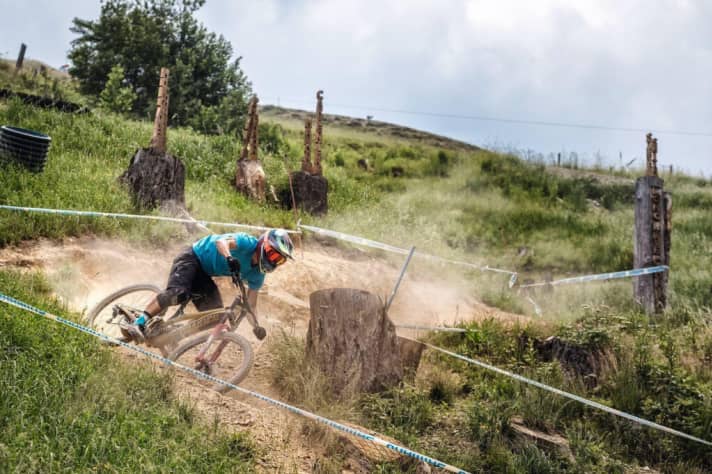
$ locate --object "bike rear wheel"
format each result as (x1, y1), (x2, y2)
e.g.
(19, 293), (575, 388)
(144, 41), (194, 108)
(168, 332), (254, 393)
(86, 284), (161, 340)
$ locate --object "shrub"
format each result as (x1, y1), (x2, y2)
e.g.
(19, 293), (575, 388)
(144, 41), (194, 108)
(359, 385), (434, 443)
(99, 65), (137, 115)
(478, 154), (633, 211)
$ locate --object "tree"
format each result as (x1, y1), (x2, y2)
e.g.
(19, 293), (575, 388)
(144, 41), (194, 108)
(69, 0), (251, 134)
(99, 65), (137, 114)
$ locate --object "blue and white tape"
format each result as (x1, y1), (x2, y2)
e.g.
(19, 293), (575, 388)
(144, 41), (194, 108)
(395, 324), (468, 333)
(400, 336), (712, 448)
(0, 292), (469, 474)
(0, 205), (669, 293)
(0, 205), (300, 234)
(519, 265), (670, 289)
(298, 223), (411, 255)
(298, 223), (517, 278)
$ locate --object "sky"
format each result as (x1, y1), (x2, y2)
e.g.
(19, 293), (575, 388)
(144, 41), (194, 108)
(1, 0), (711, 175)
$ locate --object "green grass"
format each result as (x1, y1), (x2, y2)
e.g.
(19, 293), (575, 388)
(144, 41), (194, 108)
(0, 269), (255, 472)
(329, 308), (712, 473)
(0, 59), (87, 105)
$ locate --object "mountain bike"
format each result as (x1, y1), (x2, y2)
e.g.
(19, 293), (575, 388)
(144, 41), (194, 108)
(86, 273), (266, 393)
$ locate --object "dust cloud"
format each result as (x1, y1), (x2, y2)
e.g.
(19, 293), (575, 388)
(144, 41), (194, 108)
(0, 235), (523, 329)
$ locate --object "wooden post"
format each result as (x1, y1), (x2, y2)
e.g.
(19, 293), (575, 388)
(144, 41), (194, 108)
(149, 68), (170, 154)
(236, 95), (256, 188)
(14, 43), (27, 76)
(239, 95), (258, 161)
(239, 105), (251, 162)
(557, 152), (561, 167)
(235, 96), (265, 201)
(313, 90), (324, 176)
(634, 133), (670, 315)
(248, 95), (259, 161)
(289, 91), (328, 215)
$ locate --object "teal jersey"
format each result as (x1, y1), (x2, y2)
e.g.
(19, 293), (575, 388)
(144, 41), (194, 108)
(192, 233), (265, 290)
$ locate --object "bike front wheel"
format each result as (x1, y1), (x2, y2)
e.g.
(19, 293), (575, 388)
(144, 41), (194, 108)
(86, 284), (161, 340)
(168, 332), (254, 393)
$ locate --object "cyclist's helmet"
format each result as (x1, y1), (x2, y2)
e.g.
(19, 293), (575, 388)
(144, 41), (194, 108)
(257, 228), (294, 273)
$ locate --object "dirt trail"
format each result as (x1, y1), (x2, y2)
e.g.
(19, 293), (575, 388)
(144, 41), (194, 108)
(0, 236), (523, 471)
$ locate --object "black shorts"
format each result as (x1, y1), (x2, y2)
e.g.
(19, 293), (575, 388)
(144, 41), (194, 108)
(165, 247), (223, 311)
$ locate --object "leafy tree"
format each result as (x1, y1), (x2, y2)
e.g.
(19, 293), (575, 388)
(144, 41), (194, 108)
(99, 65), (137, 114)
(69, 0), (251, 134)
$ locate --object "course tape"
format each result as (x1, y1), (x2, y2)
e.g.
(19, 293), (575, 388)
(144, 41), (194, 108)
(298, 223), (411, 255)
(298, 223), (518, 278)
(0, 205), (300, 234)
(0, 292), (469, 474)
(519, 265), (669, 289)
(396, 324), (468, 333)
(401, 336), (712, 448)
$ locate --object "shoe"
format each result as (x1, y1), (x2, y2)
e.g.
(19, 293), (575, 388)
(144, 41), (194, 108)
(143, 316), (164, 338)
(119, 319), (145, 343)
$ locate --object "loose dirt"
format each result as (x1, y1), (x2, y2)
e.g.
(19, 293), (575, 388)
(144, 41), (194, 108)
(0, 235), (524, 472)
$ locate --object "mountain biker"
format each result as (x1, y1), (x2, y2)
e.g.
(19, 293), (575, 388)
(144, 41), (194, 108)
(122, 228), (294, 342)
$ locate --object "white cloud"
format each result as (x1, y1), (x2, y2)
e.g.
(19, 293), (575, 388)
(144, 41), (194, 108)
(196, 0), (712, 174)
(2, 0), (711, 173)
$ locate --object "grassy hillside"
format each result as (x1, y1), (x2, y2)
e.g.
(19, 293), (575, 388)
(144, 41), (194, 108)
(0, 58), (85, 105)
(2, 86), (712, 472)
(0, 270), (255, 472)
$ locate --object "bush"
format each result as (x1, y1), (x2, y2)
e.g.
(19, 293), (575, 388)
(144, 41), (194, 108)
(478, 154), (633, 211)
(99, 65), (136, 115)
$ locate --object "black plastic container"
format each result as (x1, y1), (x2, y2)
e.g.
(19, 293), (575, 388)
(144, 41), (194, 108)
(0, 125), (52, 172)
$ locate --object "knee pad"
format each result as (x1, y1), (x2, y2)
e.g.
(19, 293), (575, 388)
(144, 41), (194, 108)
(157, 287), (190, 308)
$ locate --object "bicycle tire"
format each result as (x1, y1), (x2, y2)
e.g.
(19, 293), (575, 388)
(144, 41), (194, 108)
(86, 284), (161, 339)
(168, 331), (254, 393)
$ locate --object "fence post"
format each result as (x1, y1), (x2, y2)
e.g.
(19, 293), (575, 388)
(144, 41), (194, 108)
(634, 133), (671, 315)
(149, 68), (169, 154)
(14, 43), (27, 76)
(313, 90), (324, 176)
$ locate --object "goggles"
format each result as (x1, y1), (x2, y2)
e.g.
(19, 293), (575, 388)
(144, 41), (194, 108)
(261, 240), (287, 271)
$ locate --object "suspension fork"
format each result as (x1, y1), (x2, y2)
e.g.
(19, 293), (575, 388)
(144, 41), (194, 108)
(195, 320), (231, 364)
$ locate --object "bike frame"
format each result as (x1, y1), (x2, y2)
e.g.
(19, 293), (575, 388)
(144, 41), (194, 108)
(118, 273), (260, 354)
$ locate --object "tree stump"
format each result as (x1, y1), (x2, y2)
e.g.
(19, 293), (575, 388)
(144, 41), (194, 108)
(306, 288), (403, 396)
(119, 148), (186, 210)
(287, 170), (328, 216)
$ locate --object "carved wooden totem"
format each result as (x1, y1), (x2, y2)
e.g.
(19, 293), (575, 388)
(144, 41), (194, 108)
(236, 95), (265, 201)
